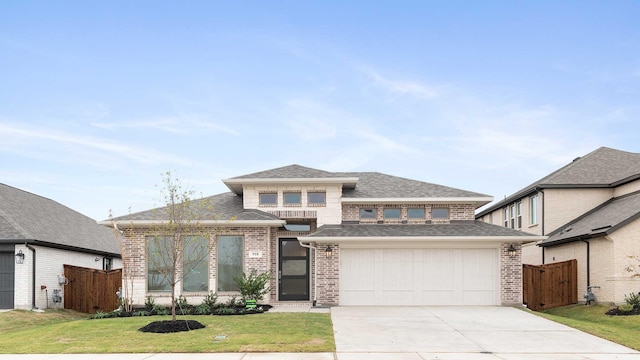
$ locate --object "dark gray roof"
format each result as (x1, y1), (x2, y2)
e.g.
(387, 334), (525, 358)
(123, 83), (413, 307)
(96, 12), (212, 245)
(231, 164), (345, 179)
(477, 147), (640, 217)
(0, 183), (120, 256)
(110, 192), (281, 222)
(540, 191), (640, 247)
(230, 164), (490, 200)
(307, 221), (538, 238)
(340, 172), (490, 199)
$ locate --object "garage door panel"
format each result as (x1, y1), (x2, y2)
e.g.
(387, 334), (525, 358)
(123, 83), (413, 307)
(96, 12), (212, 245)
(340, 248), (498, 306)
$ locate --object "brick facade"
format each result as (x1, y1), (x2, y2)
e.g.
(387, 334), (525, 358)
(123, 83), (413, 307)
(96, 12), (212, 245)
(500, 243), (522, 305)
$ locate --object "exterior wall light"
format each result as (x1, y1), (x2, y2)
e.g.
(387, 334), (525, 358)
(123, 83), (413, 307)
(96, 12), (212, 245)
(507, 244), (517, 258)
(15, 249), (25, 264)
(325, 245), (333, 258)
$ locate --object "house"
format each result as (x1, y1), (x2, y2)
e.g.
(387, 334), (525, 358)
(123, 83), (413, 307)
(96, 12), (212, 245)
(106, 165), (544, 307)
(0, 184), (122, 310)
(476, 147), (640, 304)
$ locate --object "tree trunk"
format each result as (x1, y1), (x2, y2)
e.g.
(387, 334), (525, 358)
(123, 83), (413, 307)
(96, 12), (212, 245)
(171, 283), (177, 321)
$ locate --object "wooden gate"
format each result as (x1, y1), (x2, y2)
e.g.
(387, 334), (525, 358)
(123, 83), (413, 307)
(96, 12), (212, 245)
(523, 259), (578, 311)
(63, 264), (122, 313)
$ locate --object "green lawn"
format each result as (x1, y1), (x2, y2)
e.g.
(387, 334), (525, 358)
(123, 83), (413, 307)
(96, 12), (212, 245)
(0, 310), (335, 353)
(535, 304), (640, 351)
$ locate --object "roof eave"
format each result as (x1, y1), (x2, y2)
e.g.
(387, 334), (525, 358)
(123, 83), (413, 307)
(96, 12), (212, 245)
(299, 235), (546, 244)
(222, 177), (360, 194)
(342, 197), (493, 207)
(99, 219), (286, 228)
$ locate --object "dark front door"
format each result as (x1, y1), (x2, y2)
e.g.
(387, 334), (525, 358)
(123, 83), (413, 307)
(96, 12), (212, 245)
(279, 238), (310, 301)
(0, 252), (15, 309)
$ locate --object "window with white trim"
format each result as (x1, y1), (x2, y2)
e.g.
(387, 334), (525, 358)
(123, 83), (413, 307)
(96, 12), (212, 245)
(510, 204), (515, 229)
(283, 192), (301, 206)
(504, 208), (508, 227)
(517, 202), (523, 229)
(530, 195), (539, 225)
(259, 193), (277, 206)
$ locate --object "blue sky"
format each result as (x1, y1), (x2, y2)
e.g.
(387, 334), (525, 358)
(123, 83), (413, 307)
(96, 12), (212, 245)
(1, 1), (639, 220)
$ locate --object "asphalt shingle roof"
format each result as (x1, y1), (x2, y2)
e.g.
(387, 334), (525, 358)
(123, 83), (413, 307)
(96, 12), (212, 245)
(307, 221), (538, 238)
(0, 183), (120, 255)
(110, 192), (281, 222)
(477, 147), (640, 216)
(540, 191), (640, 246)
(231, 164), (490, 199)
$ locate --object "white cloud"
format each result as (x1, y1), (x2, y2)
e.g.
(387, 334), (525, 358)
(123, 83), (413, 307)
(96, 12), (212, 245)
(92, 117), (240, 135)
(0, 122), (195, 167)
(361, 67), (438, 99)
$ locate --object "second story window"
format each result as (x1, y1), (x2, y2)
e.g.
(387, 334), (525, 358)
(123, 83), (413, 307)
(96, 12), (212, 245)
(408, 208), (425, 219)
(530, 194), (538, 225)
(510, 204), (515, 229)
(517, 202), (522, 229)
(284, 192), (301, 206)
(259, 193), (277, 206)
(383, 208), (400, 219)
(503, 208), (508, 227)
(360, 208), (376, 219)
(432, 208), (449, 219)
(308, 192), (326, 206)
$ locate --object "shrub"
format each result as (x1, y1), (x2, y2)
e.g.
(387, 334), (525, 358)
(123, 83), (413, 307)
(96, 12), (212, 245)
(90, 311), (108, 319)
(154, 306), (169, 316)
(176, 295), (189, 309)
(202, 291), (218, 309)
(225, 295), (241, 308)
(144, 296), (156, 312)
(619, 303), (634, 313)
(624, 292), (640, 308)
(195, 303), (211, 315)
(234, 270), (271, 302)
(216, 306), (236, 315)
(133, 310), (149, 316)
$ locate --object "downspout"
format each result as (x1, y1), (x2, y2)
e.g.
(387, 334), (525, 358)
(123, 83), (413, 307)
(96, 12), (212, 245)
(297, 240), (317, 307)
(581, 238), (590, 287)
(25, 243), (36, 309)
(538, 188), (546, 264)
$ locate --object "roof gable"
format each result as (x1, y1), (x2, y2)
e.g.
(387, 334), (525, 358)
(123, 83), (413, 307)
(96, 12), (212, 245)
(0, 183), (120, 255)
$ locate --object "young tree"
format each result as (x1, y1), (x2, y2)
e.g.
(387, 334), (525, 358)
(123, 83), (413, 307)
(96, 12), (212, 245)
(145, 171), (216, 321)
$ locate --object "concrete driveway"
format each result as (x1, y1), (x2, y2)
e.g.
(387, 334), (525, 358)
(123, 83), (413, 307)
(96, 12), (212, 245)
(331, 306), (640, 360)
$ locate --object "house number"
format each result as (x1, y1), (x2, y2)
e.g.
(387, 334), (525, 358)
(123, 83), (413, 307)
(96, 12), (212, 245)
(249, 251), (262, 258)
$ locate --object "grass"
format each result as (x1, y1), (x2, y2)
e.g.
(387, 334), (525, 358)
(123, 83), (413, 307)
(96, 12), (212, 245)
(0, 310), (335, 353)
(535, 304), (640, 351)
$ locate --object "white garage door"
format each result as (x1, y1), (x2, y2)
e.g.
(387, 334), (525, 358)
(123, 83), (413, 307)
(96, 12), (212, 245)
(340, 248), (499, 305)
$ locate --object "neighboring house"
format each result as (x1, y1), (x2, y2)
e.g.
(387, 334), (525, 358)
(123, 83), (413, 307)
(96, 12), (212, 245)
(107, 165), (543, 307)
(476, 147), (640, 304)
(0, 184), (122, 310)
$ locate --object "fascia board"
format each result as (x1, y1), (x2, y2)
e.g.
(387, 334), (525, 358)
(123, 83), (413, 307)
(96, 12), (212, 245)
(341, 197), (494, 205)
(98, 219), (286, 228)
(299, 235), (546, 244)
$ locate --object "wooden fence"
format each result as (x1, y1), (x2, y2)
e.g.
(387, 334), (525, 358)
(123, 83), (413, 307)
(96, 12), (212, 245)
(63, 264), (122, 313)
(523, 259), (578, 311)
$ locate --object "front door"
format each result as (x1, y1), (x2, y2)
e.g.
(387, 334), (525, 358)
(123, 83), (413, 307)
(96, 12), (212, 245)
(279, 238), (310, 301)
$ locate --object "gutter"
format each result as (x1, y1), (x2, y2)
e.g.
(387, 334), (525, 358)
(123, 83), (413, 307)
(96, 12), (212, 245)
(298, 235), (546, 244)
(100, 219), (286, 228)
(296, 239), (318, 307)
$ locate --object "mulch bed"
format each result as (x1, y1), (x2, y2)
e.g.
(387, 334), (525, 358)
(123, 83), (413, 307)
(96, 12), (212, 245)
(139, 320), (205, 333)
(605, 307), (640, 316)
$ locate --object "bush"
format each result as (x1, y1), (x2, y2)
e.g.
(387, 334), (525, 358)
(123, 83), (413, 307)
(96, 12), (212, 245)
(144, 296), (156, 312)
(216, 306), (236, 315)
(619, 303), (634, 313)
(195, 303), (211, 315)
(225, 295), (241, 308)
(624, 292), (640, 308)
(234, 270), (271, 302)
(154, 306), (169, 316)
(202, 291), (218, 309)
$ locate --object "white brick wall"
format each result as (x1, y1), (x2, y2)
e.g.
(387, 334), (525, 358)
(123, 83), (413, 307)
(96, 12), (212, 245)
(13, 244), (122, 310)
(242, 184), (342, 226)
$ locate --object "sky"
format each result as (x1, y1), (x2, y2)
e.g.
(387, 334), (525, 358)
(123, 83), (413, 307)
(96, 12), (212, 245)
(1, 1), (639, 221)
